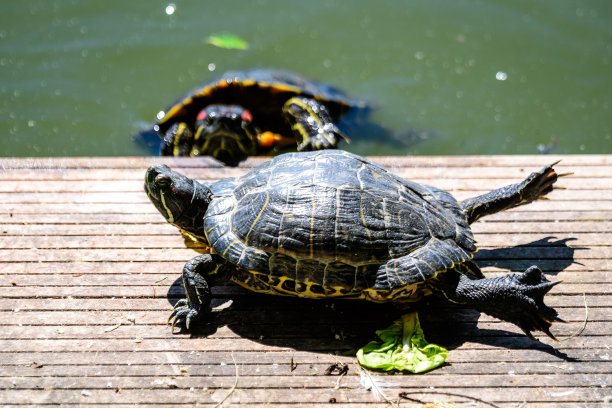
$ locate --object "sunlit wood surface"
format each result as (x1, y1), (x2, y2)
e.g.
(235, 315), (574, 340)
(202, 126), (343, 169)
(1, 155), (609, 407)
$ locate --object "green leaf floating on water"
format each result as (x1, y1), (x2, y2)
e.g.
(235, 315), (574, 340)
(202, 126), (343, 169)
(206, 34), (249, 50)
(356, 312), (448, 373)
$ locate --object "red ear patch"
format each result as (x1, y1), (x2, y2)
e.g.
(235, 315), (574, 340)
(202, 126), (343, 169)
(240, 109), (253, 122)
(196, 109), (208, 121)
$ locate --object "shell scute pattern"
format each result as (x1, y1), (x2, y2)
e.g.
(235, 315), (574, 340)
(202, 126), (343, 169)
(231, 161), (273, 201)
(157, 68), (353, 138)
(204, 150), (475, 297)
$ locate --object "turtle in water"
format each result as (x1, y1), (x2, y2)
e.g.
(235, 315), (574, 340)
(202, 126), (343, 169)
(144, 150), (566, 340)
(146, 69), (359, 165)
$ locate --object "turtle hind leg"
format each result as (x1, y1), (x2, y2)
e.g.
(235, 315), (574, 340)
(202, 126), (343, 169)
(169, 254), (228, 331)
(282, 96), (349, 151)
(371, 237), (476, 293)
(437, 266), (563, 341)
(460, 161), (567, 224)
(160, 122), (194, 156)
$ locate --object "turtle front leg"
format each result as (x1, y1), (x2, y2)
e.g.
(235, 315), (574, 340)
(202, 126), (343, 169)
(461, 162), (570, 224)
(436, 266), (563, 340)
(169, 254), (228, 331)
(160, 122), (194, 156)
(282, 96), (349, 151)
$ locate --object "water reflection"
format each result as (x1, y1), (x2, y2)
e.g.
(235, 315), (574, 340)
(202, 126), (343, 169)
(2, 1), (610, 156)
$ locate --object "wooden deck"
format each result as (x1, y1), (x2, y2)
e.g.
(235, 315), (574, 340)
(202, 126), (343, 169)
(0, 154), (610, 407)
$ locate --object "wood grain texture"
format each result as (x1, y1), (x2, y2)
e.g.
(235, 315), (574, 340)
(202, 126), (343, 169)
(0, 155), (610, 407)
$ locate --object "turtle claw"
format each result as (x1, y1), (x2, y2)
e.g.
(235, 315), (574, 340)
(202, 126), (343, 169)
(297, 126), (345, 151)
(168, 298), (202, 332)
(521, 327), (558, 342)
(520, 163), (560, 203)
(503, 266), (562, 341)
(468, 266), (563, 341)
(171, 298), (188, 311)
(283, 96), (348, 151)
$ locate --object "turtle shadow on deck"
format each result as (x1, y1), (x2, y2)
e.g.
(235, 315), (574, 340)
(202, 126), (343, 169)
(162, 236), (580, 361)
(166, 279), (404, 353)
(416, 300), (577, 362)
(422, 235), (581, 362)
(164, 247), (578, 363)
(475, 236), (584, 275)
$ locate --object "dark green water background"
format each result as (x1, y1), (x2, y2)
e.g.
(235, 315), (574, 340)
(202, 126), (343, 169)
(1, 0), (611, 157)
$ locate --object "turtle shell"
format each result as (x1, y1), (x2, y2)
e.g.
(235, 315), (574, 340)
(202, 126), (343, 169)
(155, 68), (355, 136)
(203, 150), (477, 301)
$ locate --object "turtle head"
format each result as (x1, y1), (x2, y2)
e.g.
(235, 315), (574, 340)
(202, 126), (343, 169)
(144, 164), (212, 240)
(192, 104), (257, 165)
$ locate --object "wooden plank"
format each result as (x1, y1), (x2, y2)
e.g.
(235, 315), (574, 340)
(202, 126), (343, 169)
(0, 283), (607, 300)
(0, 375), (609, 404)
(0, 247), (607, 264)
(0, 154), (609, 169)
(0, 268), (609, 286)
(2, 217), (611, 234)
(2, 360), (610, 380)
(0, 386), (606, 405)
(1, 258), (608, 276)
(4, 187), (612, 203)
(0, 172), (608, 189)
(0, 161), (604, 180)
(2, 210), (610, 224)
(1, 202), (609, 217)
(0, 404), (599, 408)
(0, 303), (605, 327)
(1, 293), (606, 311)
(0, 230), (609, 249)
(0, 155), (610, 408)
(3, 373), (609, 392)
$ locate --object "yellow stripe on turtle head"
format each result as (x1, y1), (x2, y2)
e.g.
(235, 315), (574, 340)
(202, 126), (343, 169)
(173, 122), (190, 156)
(159, 190), (174, 223)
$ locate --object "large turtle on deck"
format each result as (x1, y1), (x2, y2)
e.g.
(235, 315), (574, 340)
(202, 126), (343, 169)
(147, 69), (358, 165)
(144, 150), (566, 340)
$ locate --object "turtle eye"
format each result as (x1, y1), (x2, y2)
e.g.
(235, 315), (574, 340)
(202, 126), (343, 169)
(196, 109), (212, 125)
(155, 174), (171, 188)
(205, 112), (217, 125)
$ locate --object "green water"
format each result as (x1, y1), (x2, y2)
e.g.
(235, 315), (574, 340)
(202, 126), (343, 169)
(1, 0), (611, 157)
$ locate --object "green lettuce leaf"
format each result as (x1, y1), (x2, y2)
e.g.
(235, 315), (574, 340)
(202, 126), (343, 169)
(356, 312), (448, 373)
